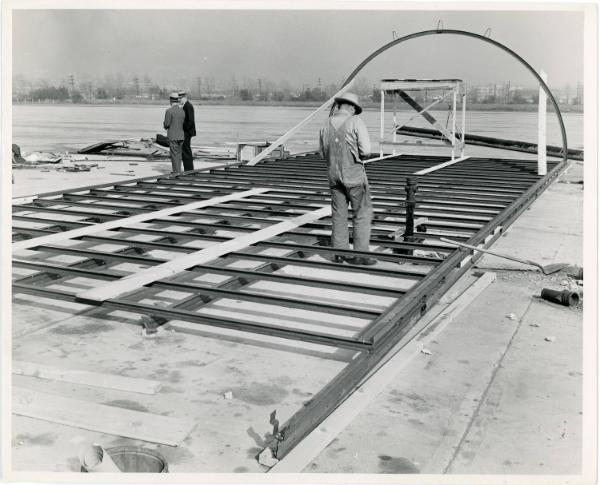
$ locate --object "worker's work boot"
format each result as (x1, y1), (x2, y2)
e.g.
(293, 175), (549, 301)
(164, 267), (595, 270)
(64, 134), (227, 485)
(354, 257), (377, 266)
(333, 255), (346, 264)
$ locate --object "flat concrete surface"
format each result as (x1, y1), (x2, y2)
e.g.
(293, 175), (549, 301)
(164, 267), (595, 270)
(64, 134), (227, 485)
(11, 158), (234, 199)
(305, 162), (585, 475)
(8, 160), (587, 478)
(11, 306), (348, 472)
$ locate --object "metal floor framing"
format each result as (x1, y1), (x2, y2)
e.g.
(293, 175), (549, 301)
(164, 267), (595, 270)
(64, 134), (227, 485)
(11, 152), (565, 458)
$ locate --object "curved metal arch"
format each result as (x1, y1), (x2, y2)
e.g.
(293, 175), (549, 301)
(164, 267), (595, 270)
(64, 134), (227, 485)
(341, 29), (568, 162)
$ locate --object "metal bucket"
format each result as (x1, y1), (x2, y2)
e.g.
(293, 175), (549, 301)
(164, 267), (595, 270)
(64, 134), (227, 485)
(81, 446), (168, 473)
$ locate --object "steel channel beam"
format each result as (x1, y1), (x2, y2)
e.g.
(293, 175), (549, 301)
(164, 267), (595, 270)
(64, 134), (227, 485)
(118, 179), (512, 208)
(13, 256), (405, 299)
(85, 185), (502, 218)
(273, 156), (569, 459)
(12, 282), (371, 351)
(13, 260), (379, 320)
(12, 224), (459, 256)
(22, 242), (430, 279)
(15, 197), (493, 229)
(173, 171), (529, 195)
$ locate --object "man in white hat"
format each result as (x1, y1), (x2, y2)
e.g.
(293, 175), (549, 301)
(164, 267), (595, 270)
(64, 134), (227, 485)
(163, 92), (185, 173)
(319, 92), (375, 265)
(178, 90), (196, 171)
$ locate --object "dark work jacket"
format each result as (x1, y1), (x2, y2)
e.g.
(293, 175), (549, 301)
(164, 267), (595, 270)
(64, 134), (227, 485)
(182, 101), (196, 137)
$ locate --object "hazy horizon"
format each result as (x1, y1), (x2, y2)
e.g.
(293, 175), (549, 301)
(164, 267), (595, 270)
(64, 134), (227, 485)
(13, 8), (585, 90)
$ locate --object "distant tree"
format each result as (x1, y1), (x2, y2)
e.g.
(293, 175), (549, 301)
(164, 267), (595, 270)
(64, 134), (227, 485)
(71, 90), (84, 103)
(30, 86), (70, 101)
(96, 87), (108, 99)
(272, 91), (285, 102)
(239, 88), (253, 101)
(510, 93), (527, 104)
(371, 88), (381, 102)
(354, 76), (371, 96)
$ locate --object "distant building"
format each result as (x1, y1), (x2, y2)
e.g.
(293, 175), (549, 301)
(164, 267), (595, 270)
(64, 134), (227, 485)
(575, 82), (583, 105)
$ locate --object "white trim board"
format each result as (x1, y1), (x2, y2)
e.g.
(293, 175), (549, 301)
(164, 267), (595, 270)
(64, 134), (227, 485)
(414, 156), (470, 175)
(77, 205), (332, 303)
(246, 81), (355, 166)
(13, 360), (162, 395)
(13, 188), (269, 253)
(13, 387), (194, 446)
(363, 153), (402, 164)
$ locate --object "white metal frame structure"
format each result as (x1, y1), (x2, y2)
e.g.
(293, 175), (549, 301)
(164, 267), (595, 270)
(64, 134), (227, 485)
(379, 79), (467, 161)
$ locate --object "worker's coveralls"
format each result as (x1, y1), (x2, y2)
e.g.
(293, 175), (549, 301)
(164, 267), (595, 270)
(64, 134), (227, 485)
(319, 112), (373, 252)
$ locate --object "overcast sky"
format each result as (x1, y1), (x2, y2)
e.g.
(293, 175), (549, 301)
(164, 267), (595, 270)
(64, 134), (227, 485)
(12, 8), (585, 89)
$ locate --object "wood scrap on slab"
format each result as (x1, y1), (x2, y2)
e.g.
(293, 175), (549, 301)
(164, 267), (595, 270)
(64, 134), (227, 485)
(13, 387), (194, 446)
(13, 360), (161, 395)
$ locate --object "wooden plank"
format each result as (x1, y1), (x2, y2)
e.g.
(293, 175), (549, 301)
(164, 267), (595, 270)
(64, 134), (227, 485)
(396, 89), (459, 145)
(246, 80), (354, 166)
(12, 188), (269, 252)
(13, 360), (162, 395)
(12, 387), (193, 446)
(269, 272), (496, 472)
(381, 80), (460, 91)
(413, 156), (470, 176)
(363, 153), (402, 164)
(77, 205), (332, 303)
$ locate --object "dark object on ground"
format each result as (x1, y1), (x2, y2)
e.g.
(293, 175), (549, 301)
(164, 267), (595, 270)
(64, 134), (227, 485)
(64, 164), (91, 172)
(12, 144), (26, 163)
(540, 288), (580, 307)
(346, 256), (378, 266)
(440, 237), (569, 275)
(155, 134), (169, 147)
(567, 265), (583, 280)
(396, 126), (584, 161)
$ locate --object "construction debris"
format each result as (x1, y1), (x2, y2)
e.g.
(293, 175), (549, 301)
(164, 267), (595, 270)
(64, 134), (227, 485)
(540, 288), (580, 307)
(79, 443), (121, 473)
(257, 448), (279, 467)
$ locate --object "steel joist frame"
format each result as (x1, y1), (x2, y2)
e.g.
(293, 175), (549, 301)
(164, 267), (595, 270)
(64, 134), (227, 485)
(337, 28), (568, 163)
(11, 152), (567, 462)
(272, 152), (569, 459)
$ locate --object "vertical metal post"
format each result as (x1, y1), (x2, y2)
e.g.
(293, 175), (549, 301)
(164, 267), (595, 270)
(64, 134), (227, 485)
(392, 93), (397, 155)
(380, 89), (385, 157)
(405, 177), (416, 240)
(398, 177), (418, 256)
(451, 87), (457, 161)
(461, 91), (467, 157)
(538, 70), (548, 176)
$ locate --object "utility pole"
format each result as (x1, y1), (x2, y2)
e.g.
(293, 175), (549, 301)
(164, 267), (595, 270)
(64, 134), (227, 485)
(133, 76), (140, 97)
(231, 75), (238, 97)
(196, 77), (202, 98)
(68, 74), (75, 94)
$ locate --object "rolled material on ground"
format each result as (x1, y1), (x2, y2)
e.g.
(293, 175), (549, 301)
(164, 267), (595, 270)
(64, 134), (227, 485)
(80, 443), (121, 472)
(540, 288), (580, 307)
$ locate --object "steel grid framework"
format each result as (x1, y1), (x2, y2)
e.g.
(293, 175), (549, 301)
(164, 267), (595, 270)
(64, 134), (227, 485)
(11, 152), (565, 458)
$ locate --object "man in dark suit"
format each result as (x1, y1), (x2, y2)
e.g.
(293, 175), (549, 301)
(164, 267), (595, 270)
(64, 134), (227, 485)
(163, 92), (185, 173)
(179, 90), (196, 171)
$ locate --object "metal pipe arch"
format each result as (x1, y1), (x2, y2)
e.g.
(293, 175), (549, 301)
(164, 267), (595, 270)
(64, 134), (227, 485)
(340, 29), (568, 162)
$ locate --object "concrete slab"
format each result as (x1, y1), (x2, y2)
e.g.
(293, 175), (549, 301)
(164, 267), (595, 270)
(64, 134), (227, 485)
(11, 308), (347, 472)
(305, 160), (584, 475)
(12, 159), (234, 199)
